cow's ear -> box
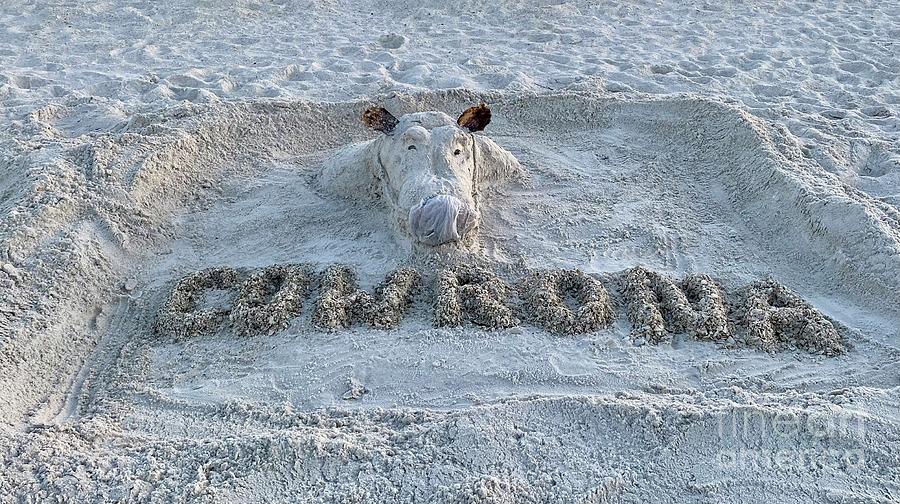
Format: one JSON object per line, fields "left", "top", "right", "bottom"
{"left": 457, "top": 103, "right": 491, "bottom": 132}
{"left": 362, "top": 106, "right": 398, "bottom": 134}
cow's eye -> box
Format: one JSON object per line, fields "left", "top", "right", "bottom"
{"left": 407, "top": 145, "right": 416, "bottom": 150}
{"left": 453, "top": 148, "right": 462, "bottom": 156}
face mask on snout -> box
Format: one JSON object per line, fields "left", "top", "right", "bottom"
{"left": 408, "top": 194, "right": 478, "bottom": 246}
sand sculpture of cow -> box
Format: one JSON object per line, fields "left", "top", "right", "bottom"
{"left": 321, "top": 104, "right": 526, "bottom": 246}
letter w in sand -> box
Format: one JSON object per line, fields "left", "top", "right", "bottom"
{"left": 313, "top": 265, "right": 421, "bottom": 330}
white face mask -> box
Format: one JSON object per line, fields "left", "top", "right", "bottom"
{"left": 408, "top": 194, "right": 479, "bottom": 246}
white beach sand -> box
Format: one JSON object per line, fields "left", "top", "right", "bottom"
{"left": 0, "top": 1, "right": 898, "bottom": 502}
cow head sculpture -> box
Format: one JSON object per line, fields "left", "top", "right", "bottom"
{"left": 321, "top": 104, "right": 526, "bottom": 247}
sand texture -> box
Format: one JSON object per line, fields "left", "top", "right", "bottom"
{"left": 1, "top": 1, "right": 899, "bottom": 502}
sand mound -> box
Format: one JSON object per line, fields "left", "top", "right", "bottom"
{"left": 1, "top": 89, "right": 898, "bottom": 501}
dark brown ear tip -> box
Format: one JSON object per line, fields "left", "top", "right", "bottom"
{"left": 362, "top": 106, "right": 399, "bottom": 133}
{"left": 457, "top": 103, "right": 491, "bottom": 132}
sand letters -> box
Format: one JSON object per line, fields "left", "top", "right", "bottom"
{"left": 157, "top": 264, "right": 843, "bottom": 355}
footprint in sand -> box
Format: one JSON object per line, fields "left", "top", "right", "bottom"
{"left": 378, "top": 33, "right": 406, "bottom": 50}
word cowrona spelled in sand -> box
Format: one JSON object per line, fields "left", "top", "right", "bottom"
{"left": 156, "top": 264, "right": 844, "bottom": 355}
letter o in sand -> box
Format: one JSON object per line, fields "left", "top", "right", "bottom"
{"left": 519, "top": 269, "right": 614, "bottom": 334}
{"left": 231, "top": 264, "right": 313, "bottom": 336}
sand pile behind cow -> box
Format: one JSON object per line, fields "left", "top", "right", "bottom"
{"left": 1, "top": 90, "right": 899, "bottom": 501}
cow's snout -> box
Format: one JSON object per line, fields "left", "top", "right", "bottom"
{"left": 408, "top": 195, "right": 477, "bottom": 246}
